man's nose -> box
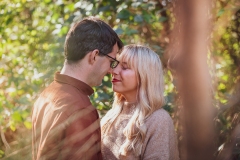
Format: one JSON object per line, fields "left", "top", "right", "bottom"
{"left": 111, "top": 65, "right": 121, "bottom": 75}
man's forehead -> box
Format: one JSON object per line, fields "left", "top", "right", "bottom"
{"left": 109, "top": 44, "right": 119, "bottom": 56}
{"left": 114, "top": 44, "right": 119, "bottom": 53}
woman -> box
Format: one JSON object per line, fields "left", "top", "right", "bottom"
{"left": 101, "top": 44, "right": 179, "bottom": 160}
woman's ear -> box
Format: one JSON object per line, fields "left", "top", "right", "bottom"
{"left": 88, "top": 49, "right": 99, "bottom": 64}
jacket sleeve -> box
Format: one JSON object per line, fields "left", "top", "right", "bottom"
{"left": 142, "top": 110, "right": 179, "bottom": 160}
{"left": 60, "top": 106, "right": 102, "bottom": 160}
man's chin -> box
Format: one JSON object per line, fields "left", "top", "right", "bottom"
{"left": 95, "top": 81, "right": 102, "bottom": 87}
{"left": 93, "top": 77, "right": 106, "bottom": 87}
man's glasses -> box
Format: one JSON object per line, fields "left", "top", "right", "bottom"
{"left": 101, "top": 53, "right": 119, "bottom": 69}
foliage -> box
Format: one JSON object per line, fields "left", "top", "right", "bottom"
{"left": 0, "top": 0, "right": 239, "bottom": 159}
{"left": 213, "top": 4, "right": 240, "bottom": 157}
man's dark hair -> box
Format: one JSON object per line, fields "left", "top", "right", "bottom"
{"left": 64, "top": 17, "right": 123, "bottom": 63}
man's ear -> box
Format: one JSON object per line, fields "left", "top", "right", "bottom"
{"left": 88, "top": 49, "right": 99, "bottom": 65}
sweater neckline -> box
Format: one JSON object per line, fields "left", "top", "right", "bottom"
{"left": 121, "top": 101, "right": 137, "bottom": 115}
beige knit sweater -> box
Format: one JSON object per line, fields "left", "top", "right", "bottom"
{"left": 101, "top": 104, "right": 179, "bottom": 160}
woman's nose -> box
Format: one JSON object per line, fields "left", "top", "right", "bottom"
{"left": 112, "top": 64, "right": 121, "bottom": 75}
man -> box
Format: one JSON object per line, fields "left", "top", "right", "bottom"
{"left": 32, "top": 17, "right": 123, "bottom": 160}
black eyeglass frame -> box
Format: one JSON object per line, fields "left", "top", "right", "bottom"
{"left": 101, "top": 53, "right": 119, "bottom": 69}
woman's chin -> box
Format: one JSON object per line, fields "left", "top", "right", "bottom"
{"left": 112, "top": 88, "right": 122, "bottom": 94}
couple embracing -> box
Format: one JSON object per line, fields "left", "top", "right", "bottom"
{"left": 32, "top": 17, "right": 179, "bottom": 160}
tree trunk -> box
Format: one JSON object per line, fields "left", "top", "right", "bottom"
{"left": 167, "top": 0, "right": 216, "bottom": 159}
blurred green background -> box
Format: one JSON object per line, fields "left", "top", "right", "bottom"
{"left": 0, "top": 0, "right": 239, "bottom": 159}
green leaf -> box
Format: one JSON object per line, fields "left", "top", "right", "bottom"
{"left": 12, "top": 112, "right": 22, "bottom": 122}
{"left": 217, "top": 9, "right": 225, "bottom": 17}
{"left": 0, "top": 150, "right": 5, "bottom": 158}
{"left": 24, "top": 121, "right": 32, "bottom": 129}
{"left": 44, "top": 0, "right": 51, "bottom": 3}
{"left": 98, "top": 6, "right": 110, "bottom": 12}
{"left": 126, "top": 28, "right": 138, "bottom": 35}
{"left": 142, "top": 11, "right": 152, "bottom": 23}
{"left": 117, "top": 9, "right": 131, "bottom": 20}
{"left": 67, "top": 3, "right": 75, "bottom": 12}
{"left": 6, "top": 16, "right": 13, "bottom": 25}
{"left": 10, "top": 122, "right": 16, "bottom": 131}
{"left": 134, "top": 15, "right": 143, "bottom": 23}
{"left": 59, "top": 26, "right": 68, "bottom": 36}
{"left": 115, "top": 28, "right": 123, "bottom": 35}
{"left": 159, "top": 17, "right": 168, "bottom": 22}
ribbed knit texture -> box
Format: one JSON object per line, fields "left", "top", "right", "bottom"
{"left": 101, "top": 103, "right": 179, "bottom": 160}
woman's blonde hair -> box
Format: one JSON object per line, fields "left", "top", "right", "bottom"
{"left": 101, "top": 44, "right": 165, "bottom": 156}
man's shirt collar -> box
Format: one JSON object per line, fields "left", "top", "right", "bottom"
{"left": 54, "top": 72, "right": 94, "bottom": 96}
